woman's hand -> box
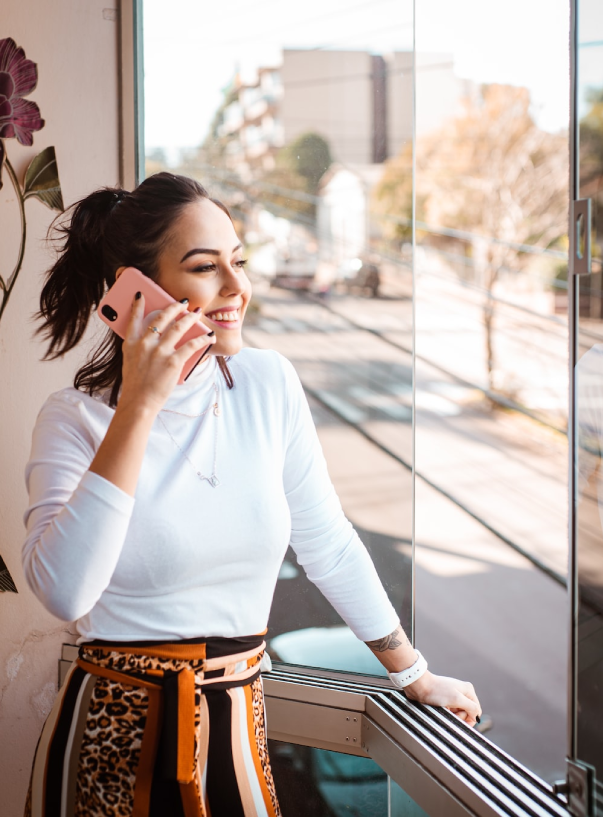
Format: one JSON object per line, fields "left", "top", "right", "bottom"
{"left": 404, "top": 671, "right": 482, "bottom": 728}
{"left": 89, "top": 294, "right": 216, "bottom": 497}
{"left": 364, "top": 624, "right": 481, "bottom": 728}
{"left": 119, "top": 294, "right": 216, "bottom": 415}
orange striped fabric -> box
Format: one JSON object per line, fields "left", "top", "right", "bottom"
{"left": 24, "top": 636, "right": 281, "bottom": 817}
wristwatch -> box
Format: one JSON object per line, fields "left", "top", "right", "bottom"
{"left": 387, "top": 650, "right": 428, "bottom": 689}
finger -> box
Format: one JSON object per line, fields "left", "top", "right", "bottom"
{"left": 461, "top": 685, "right": 482, "bottom": 723}
{"left": 172, "top": 332, "right": 217, "bottom": 366}
{"left": 449, "top": 708, "right": 470, "bottom": 722}
{"left": 461, "top": 682, "right": 480, "bottom": 707}
{"left": 159, "top": 311, "right": 212, "bottom": 347}
{"left": 125, "top": 292, "right": 145, "bottom": 341}
{"left": 145, "top": 300, "right": 191, "bottom": 335}
{"left": 453, "top": 693, "right": 481, "bottom": 726}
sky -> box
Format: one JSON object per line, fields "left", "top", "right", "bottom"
{"left": 142, "top": 0, "right": 570, "bottom": 157}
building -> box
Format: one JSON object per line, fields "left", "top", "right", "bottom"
{"left": 214, "top": 49, "right": 463, "bottom": 176}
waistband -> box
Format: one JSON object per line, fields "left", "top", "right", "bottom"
{"left": 76, "top": 635, "right": 266, "bottom": 790}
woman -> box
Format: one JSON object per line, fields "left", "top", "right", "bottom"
{"left": 22, "top": 172, "right": 481, "bottom": 817}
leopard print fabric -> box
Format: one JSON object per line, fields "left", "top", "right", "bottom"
{"left": 251, "top": 676, "right": 282, "bottom": 817}
{"left": 76, "top": 646, "right": 268, "bottom": 815}
{"left": 24, "top": 645, "right": 278, "bottom": 817}
{"left": 75, "top": 646, "right": 209, "bottom": 815}
{"left": 75, "top": 676, "right": 146, "bottom": 816}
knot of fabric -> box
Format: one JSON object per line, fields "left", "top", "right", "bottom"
{"left": 76, "top": 638, "right": 266, "bottom": 807}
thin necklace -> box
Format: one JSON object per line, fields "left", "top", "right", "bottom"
{"left": 157, "top": 383, "right": 221, "bottom": 487}
{"left": 161, "top": 400, "right": 220, "bottom": 419}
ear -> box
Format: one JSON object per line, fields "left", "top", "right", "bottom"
{"left": 115, "top": 266, "right": 127, "bottom": 280}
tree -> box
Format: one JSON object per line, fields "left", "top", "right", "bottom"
{"left": 579, "top": 88, "right": 603, "bottom": 275}
{"left": 374, "top": 84, "right": 568, "bottom": 394}
{"left": 259, "top": 132, "right": 332, "bottom": 222}
{"left": 280, "top": 132, "right": 332, "bottom": 193}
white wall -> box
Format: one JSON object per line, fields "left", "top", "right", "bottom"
{"left": 0, "top": 2, "right": 125, "bottom": 810}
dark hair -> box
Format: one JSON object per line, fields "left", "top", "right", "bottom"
{"left": 37, "top": 172, "right": 234, "bottom": 406}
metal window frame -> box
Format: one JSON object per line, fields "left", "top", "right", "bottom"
{"left": 265, "top": 664, "right": 570, "bottom": 817}
{"left": 119, "top": 0, "right": 145, "bottom": 188}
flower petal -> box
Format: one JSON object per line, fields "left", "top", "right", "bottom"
{"left": 9, "top": 97, "right": 44, "bottom": 145}
{"left": 0, "top": 39, "right": 19, "bottom": 73}
{"left": 0, "top": 123, "right": 15, "bottom": 139}
{"left": 0, "top": 38, "right": 39, "bottom": 99}
{"left": 0, "top": 97, "right": 13, "bottom": 119}
{"left": 9, "top": 57, "right": 37, "bottom": 98}
{"left": 0, "top": 71, "right": 15, "bottom": 100}
{"left": 0, "top": 139, "right": 5, "bottom": 191}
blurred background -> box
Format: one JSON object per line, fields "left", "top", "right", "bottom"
{"left": 142, "top": 0, "right": 572, "bottom": 805}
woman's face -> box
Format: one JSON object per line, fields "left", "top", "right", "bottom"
{"left": 155, "top": 198, "right": 251, "bottom": 358}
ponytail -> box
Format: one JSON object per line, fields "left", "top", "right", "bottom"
{"left": 36, "top": 173, "right": 234, "bottom": 406}
{"left": 37, "top": 188, "right": 128, "bottom": 358}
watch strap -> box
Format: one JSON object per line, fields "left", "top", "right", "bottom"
{"left": 387, "top": 650, "right": 428, "bottom": 689}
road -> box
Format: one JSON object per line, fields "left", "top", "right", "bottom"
{"left": 247, "top": 279, "right": 568, "bottom": 783}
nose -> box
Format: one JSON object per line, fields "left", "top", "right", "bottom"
{"left": 220, "top": 263, "right": 246, "bottom": 296}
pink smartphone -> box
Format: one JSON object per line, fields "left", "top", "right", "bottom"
{"left": 97, "top": 266, "right": 214, "bottom": 384}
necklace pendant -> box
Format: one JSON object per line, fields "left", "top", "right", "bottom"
{"left": 213, "top": 404, "right": 221, "bottom": 417}
{"left": 209, "top": 475, "right": 220, "bottom": 488}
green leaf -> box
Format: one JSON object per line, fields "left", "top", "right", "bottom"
{"left": 23, "top": 145, "right": 64, "bottom": 212}
{"left": 0, "top": 553, "right": 17, "bottom": 593}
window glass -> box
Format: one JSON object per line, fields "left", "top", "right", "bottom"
{"left": 575, "top": 0, "right": 603, "bottom": 806}
{"left": 414, "top": 0, "right": 569, "bottom": 784}
{"left": 268, "top": 740, "right": 428, "bottom": 817}
{"left": 268, "top": 740, "right": 429, "bottom": 817}
{"left": 142, "top": 0, "right": 572, "bottom": 782}
{"left": 142, "top": 0, "right": 414, "bottom": 675}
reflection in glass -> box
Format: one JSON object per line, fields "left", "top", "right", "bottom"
{"left": 575, "top": 1, "right": 603, "bottom": 806}
{"left": 142, "top": 0, "right": 571, "bottom": 784}
{"left": 269, "top": 742, "right": 387, "bottom": 816}
{"left": 143, "top": 0, "right": 414, "bottom": 674}
{"left": 414, "top": 0, "right": 568, "bottom": 783}
{"left": 268, "top": 740, "right": 429, "bottom": 816}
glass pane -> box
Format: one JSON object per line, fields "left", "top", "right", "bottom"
{"left": 142, "top": 0, "right": 413, "bottom": 675}
{"left": 575, "top": 0, "right": 603, "bottom": 806}
{"left": 414, "top": 0, "right": 569, "bottom": 784}
{"left": 268, "top": 740, "right": 388, "bottom": 816}
{"left": 389, "top": 778, "right": 429, "bottom": 817}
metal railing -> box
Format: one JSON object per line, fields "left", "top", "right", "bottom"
{"left": 265, "top": 664, "right": 571, "bottom": 817}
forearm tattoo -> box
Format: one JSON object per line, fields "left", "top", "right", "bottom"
{"left": 365, "top": 626, "right": 410, "bottom": 653}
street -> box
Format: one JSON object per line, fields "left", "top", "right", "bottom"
{"left": 247, "top": 279, "right": 568, "bottom": 783}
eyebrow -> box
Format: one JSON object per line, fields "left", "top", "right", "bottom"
{"left": 180, "top": 243, "right": 243, "bottom": 263}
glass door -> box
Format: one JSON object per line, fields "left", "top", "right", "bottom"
{"left": 572, "top": 0, "right": 603, "bottom": 813}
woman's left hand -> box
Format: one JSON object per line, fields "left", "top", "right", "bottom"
{"left": 404, "top": 671, "right": 482, "bottom": 727}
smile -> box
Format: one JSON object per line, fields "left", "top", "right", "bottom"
{"left": 206, "top": 308, "right": 241, "bottom": 325}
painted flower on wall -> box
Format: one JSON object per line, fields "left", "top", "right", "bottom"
{"left": 0, "top": 37, "right": 45, "bottom": 146}
{"left": 0, "top": 37, "right": 64, "bottom": 592}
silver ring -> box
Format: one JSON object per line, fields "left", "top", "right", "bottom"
{"left": 149, "top": 325, "right": 161, "bottom": 336}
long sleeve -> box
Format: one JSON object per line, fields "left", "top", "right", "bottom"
{"left": 281, "top": 358, "right": 399, "bottom": 641}
{"left": 22, "top": 392, "right": 135, "bottom": 621}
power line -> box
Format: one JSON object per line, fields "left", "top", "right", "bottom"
{"left": 310, "top": 20, "right": 413, "bottom": 51}
{"left": 214, "top": 0, "right": 402, "bottom": 48}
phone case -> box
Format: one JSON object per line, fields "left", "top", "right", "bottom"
{"left": 96, "top": 266, "right": 213, "bottom": 384}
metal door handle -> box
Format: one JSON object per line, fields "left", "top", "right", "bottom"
{"left": 572, "top": 199, "right": 591, "bottom": 275}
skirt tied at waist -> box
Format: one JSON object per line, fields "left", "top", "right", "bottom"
{"left": 77, "top": 637, "right": 266, "bottom": 786}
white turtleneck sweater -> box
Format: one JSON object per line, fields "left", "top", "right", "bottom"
{"left": 22, "top": 348, "right": 399, "bottom": 643}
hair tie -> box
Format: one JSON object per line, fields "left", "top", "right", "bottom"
{"left": 112, "top": 190, "right": 128, "bottom": 207}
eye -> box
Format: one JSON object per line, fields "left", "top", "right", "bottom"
{"left": 235, "top": 259, "right": 248, "bottom": 269}
{"left": 192, "top": 263, "right": 217, "bottom": 273}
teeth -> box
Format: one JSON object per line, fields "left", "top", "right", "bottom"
{"left": 212, "top": 310, "right": 238, "bottom": 322}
